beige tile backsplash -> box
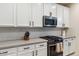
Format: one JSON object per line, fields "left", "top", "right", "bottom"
{"left": 0, "top": 27, "right": 61, "bottom": 41}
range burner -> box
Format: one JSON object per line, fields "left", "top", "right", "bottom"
{"left": 40, "top": 36, "right": 63, "bottom": 44}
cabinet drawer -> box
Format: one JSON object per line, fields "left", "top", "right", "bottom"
{"left": 5, "top": 53, "right": 17, "bottom": 56}
{"left": 18, "top": 50, "right": 34, "bottom": 56}
{"left": 18, "top": 45, "right": 34, "bottom": 52}
{"left": 36, "top": 42, "right": 47, "bottom": 48}
{"left": 0, "top": 48, "right": 17, "bottom": 55}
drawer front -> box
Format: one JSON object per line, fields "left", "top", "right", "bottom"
{"left": 36, "top": 42, "right": 47, "bottom": 48}
{"left": 5, "top": 53, "right": 17, "bottom": 56}
{"left": 0, "top": 48, "right": 17, "bottom": 55}
{"left": 18, "top": 50, "right": 34, "bottom": 56}
{"left": 18, "top": 45, "right": 34, "bottom": 52}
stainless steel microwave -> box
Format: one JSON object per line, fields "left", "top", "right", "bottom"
{"left": 43, "top": 16, "right": 57, "bottom": 27}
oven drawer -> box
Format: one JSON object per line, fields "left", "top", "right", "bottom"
{"left": 36, "top": 42, "right": 47, "bottom": 48}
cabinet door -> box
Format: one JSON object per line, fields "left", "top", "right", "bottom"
{"left": 63, "top": 39, "right": 69, "bottom": 56}
{"left": 16, "top": 3, "right": 31, "bottom": 27}
{"left": 0, "top": 3, "right": 15, "bottom": 26}
{"left": 57, "top": 4, "right": 64, "bottom": 27}
{"left": 68, "top": 38, "right": 75, "bottom": 54}
{"left": 63, "top": 38, "right": 75, "bottom": 56}
{"left": 32, "top": 3, "right": 43, "bottom": 27}
{"left": 18, "top": 50, "right": 34, "bottom": 56}
{"left": 63, "top": 7, "right": 70, "bottom": 27}
{"left": 5, "top": 53, "right": 17, "bottom": 56}
{"left": 57, "top": 4, "right": 70, "bottom": 27}
{"left": 36, "top": 47, "right": 47, "bottom": 56}
{"left": 44, "top": 3, "right": 56, "bottom": 17}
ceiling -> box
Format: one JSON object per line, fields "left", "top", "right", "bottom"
{"left": 58, "top": 3, "right": 71, "bottom": 7}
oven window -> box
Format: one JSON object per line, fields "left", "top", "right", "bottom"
{"left": 49, "top": 45, "right": 63, "bottom": 56}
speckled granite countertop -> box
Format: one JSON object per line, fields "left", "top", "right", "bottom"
{"left": 0, "top": 38, "right": 48, "bottom": 49}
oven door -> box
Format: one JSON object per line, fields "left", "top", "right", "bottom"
{"left": 43, "top": 16, "right": 57, "bottom": 27}
{"left": 48, "top": 42, "right": 63, "bottom": 56}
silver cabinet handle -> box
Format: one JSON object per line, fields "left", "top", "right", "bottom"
{"left": 24, "top": 47, "right": 30, "bottom": 50}
{"left": 36, "top": 50, "right": 38, "bottom": 56}
{"left": 40, "top": 44, "right": 44, "bottom": 47}
{"left": 0, "top": 51, "right": 8, "bottom": 54}
{"left": 32, "top": 21, "right": 34, "bottom": 27}
{"left": 29, "top": 21, "right": 31, "bottom": 26}
{"left": 32, "top": 51, "right": 34, "bottom": 56}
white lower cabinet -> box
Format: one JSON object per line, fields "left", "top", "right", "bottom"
{"left": 17, "top": 45, "right": 35, "bottom": 56}
{"left": 18, "top": 42, "right": 47, "bottom": 56}
{"left": 0, "top": 48, "right": 17, "bottom": 56}
{"left": 63, "top": 38, "right": 75, "bottom": 56}
{"left": 68, "top": 38, "right": 75, "bottom": 54}
{"left": 35, "top": 42, "right": 47, "bottom": 56}
{"left": 18, "top": 50, "right": 34, "bottom": 56}
{"left": 63, "top": 39, "right": 69, "bottom": 56}
{"left": 5, "top": 53, "right": 17, "bottom": 56}
{"left": 35, "top": 47, "right": 47, "bottom": 56}
{"left": 0, "top": 42, "right": 47, "bottom": 56}
{"left": 0, "top": 53, "right": 17, "bottom": 56}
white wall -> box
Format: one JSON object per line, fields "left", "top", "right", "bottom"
{"left": 0, "top": 27, "right": 61, "bottom": 41}
{"left": 67, "top": 3, "right": 79, "bottom": 55}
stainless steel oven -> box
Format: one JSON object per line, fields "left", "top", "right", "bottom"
{"left": 40, "top": 36, "right": 63, "bottom": 56}
{"left": 43, "top": 16, "right": 57, "bottom": 27}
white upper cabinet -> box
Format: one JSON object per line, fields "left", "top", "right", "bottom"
{"left": 0, "top": 3, "right": 70, "bottom": 27}
{"left": 31, "top": 3, "right": 43, "bottom": 27}
{"left": 44, "top": 3, "right": 57, "bottom": 17}
{"left": 57, "top": 4, "right": 70, "bottom": 27}
{"left": 16, "top": 3, "right": 31, "bottom": 27}
{"left": 63, "top": 7, "right": 70, "bottom": 27}
{"left": 0, "top": 3, "right": 15, "bottom": 26}
{"left": 57, "top": 4, "right": 64, "bottom": 27}
{"left": 16, "top": 3, "right": 43, "bottom": 27}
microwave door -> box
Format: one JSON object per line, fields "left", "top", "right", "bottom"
{"left": 43, "top": 16, "right": 57, "bottom": 27}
